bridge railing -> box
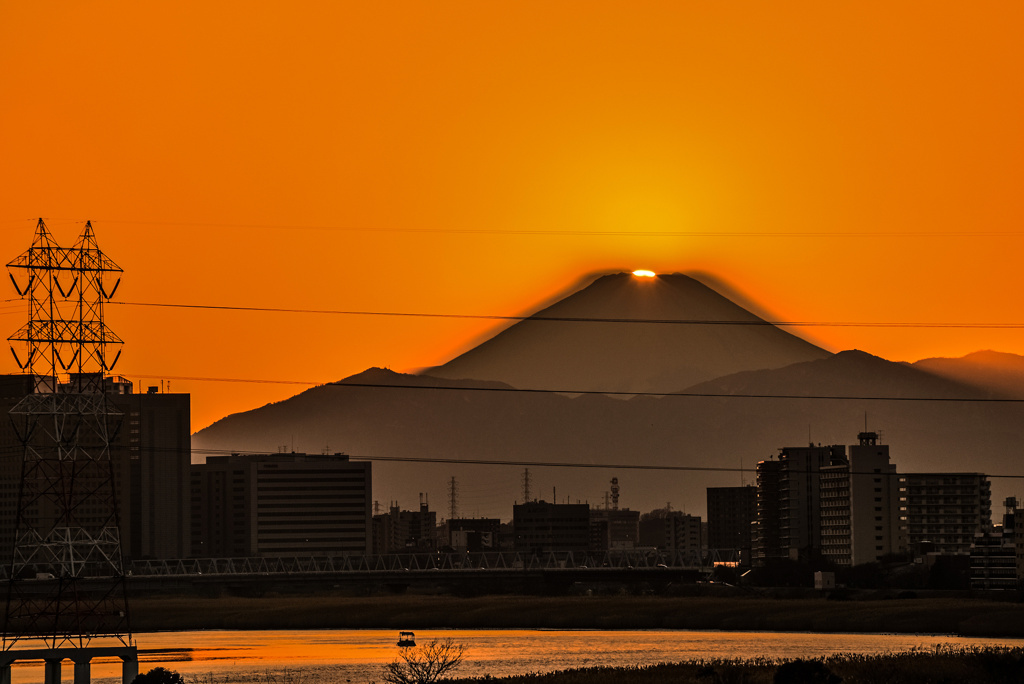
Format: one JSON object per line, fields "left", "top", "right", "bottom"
{"left": 123, "top": 549, "right": 711, "bottom": 577}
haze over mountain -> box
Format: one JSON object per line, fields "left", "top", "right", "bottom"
{"left": 911, "top": 350, "right": 1024, "bottom": 399}
{"left": 193, "top": 273, "right": 1024, "bottom": 517}
{"left": 426, "top": 273, "right": 831, "bottom": 392}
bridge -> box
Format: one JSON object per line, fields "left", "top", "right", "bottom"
{"left": 124, "top": 549, "right": 722, "bottom": 577}
{"left": 1, "top": 550, "right": 737, "bottom": 595}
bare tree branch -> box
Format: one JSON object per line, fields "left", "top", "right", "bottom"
{"left": 382, "top": 638, "right": 466, "bottom": 684}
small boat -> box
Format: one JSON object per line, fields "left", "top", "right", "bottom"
{"left": 397, "top": 631, "right": 416, "bottom": 647}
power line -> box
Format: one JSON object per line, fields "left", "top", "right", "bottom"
{"left": 326, "top": 380, "right": 1024, "bottom": 403}
{"left": 10, "top": 217, "right": 1024, "bottom": 238}
{"left": 108, "top": 373, "right": 1024, "bottom": 403}
{"left": 2, "top": 442, "right": 1020, "bottom": 479}
{"left": 102, "top": 300, "right": 1024, "bottom": 330}
{"left": 63, "top": 445, "right": 1024, "bottom": 481}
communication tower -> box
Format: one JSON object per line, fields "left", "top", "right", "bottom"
{"left": 4, "top": 219, "right": 132, "bottom": 654}
{"left": 448, "top": 476, "right": 458, "bottom": 520}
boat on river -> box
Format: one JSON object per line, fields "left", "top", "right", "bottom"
{"left": 397, "top": 631, "right": 416, "bottom": 647}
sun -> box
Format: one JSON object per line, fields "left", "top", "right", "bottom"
{"left": 632, "top": 270, "right": 656, "bottom": 278}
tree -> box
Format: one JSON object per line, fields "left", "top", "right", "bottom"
{"left": 131, "top": 667, "right": 185, "bottom": 684}
{"left": 382, "top": 638, "right": 466, "bottom": 684}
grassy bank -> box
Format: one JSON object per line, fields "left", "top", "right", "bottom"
{"left": 128, "top": 594, "right": 1024, "bottom": 637}
{"left": 442, "top": 646, "right": 1024, "bottom": 683}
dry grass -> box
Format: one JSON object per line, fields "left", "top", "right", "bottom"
{"left": 444, "top": 646, "right": 1024, "bottom": 684}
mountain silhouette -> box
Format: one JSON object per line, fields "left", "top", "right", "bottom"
{"left": 425, "top": 272, "right": 830, "bottom": 392}
{"left": 193, "top": 352, "right": 1024, "bottom": 519}
{"left": 911, "top": 350, "right": 1024, "bottom": 399}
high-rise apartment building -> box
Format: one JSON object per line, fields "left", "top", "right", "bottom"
{"left": 707, "top": 485, "right": 756, "bottom": 560}
{"left": 754, "top": 443, "right": 845, "bottom": 563}
{"left": 755, "top": 434, "right": 906, "bottom": 566}
{"left": 901, "top": 472, "right": 992, "bottom": 555}
{"left": 819, "top": 432, "right": 903, "bottom": 566}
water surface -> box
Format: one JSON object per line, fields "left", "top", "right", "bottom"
{"left": 10, "top": 629, "right": 1024, "bottom": 683}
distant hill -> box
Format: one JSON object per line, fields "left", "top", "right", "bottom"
{"left": 425, "top": 272, "right": 830, "bottom": 392}
{"left": 911, "top": 350, "right": 1024, "bottom": 399}
{"left": 193, "top": 352, "right": 1024, "bottom": 518}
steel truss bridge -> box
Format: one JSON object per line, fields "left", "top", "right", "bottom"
{"left": 122, "top": 549, "right": 735, "bottom": 577}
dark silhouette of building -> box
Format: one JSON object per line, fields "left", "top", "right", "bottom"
{"left": 447, "top": 518, "right": 501, "bottom": 552}
{"left": 754, "top": 443, "right": 845, "bottom": 564}
{"left": 513, "top": 501, "right": 589, "bottom": 554}
{"left": 371, "top": 495, "right": 437, "bottom": 554}
{"left": 589, "top": 508, "right": 640, "bottom": 551}
{"left": 970, "top": 497, "right": 1017, "bottom": 590}
{"left": 638, "top": 509, "right": 702, "bottom": 554}
{"left": 1, "top": 373, "right": 191, "bottom": 563}
{"left": 901, "top": 472, "right": 991, "bottom": 556}
{"left": 191, "top": 452, "right": 371, "bottom": 557}
{"left": 819, "top": 432, "right": 902, "bottom": 567}
{"left": 707, "top": 486, "right": 756, "bottom": 561}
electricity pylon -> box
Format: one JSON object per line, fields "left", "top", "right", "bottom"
{"left": 3, "top": 219, "right": 131, "bottom": 650}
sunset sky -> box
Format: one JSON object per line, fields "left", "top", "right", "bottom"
{"left": 2, "top": 3, "right": 1023, "bottom": 431}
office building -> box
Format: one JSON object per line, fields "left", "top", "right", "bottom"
{"left": 589, "top": 508, "right": 640, "bottom": 551}
{"left": 513, "top": 501, "right": 589, "bottom": 554}
{"left": 0, "top": 373, "right": 191, "bottom": 563}
{"left": 448, "top": 518, "right": 501, "bottom": 552}
{"left": 191, "top": 452, "right": 371, "bottom": 557}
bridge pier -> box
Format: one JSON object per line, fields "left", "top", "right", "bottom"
{"left": 0, "top": 646, "right": 138, "bottom": 684}
{"left": 121, "top": 652, "right": 139, "bottom": 684}
{"left": 72, "top": 656, "right": 91, "bottom": 684}
{"left": 44, "top": 658, "right": 61, "bottom": 684}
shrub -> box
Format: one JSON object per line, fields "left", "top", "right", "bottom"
{"left": 132, "top": 667, "right": 186, "bottom": 684}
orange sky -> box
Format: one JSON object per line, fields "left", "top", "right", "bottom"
{"left": 2, "top": 2, "right": 1024, "bottom": 432}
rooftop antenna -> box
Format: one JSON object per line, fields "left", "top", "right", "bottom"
{"left": 522, "top": 468, "right": 531, "bottom": 503}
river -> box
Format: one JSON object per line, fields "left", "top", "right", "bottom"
{"left": 9, "top": 629, "right": 1024, "bottom": 683}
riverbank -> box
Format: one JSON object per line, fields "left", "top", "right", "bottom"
{"left": 442, "top": 647, "right": 1024, "bottom": 684}
{"left": 129, "top": 594, "right": 1024, "bottom": 637}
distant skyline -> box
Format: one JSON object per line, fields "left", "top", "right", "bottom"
{"left": 3, "top": 3, "right": 1024, "bottom": 430}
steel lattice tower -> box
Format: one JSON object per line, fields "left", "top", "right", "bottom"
{"left": 3, "top": 219, "right": 131, "bottom": 650}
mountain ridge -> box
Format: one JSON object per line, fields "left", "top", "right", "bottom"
{"left": 425, "top": 272, "right": 831, "bottom": 393}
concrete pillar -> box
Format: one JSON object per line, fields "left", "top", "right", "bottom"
{"left": 121, "top": 654, "right": 139, "bottom": 684}
{"left": 73, "top": 657, "right": 91, "bottom": 684}
{"left": 44, "top": 659, "right": 62, "bottom": 684}
{"left": 0, "top": 663, "right": 10, "bottom": 684}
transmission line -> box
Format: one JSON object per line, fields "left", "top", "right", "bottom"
{"left": 100, "top": 299, "right": 1024, "bottom": 330}
{"left": 9, "top": 216, "right": 1024, "bottom": 238}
